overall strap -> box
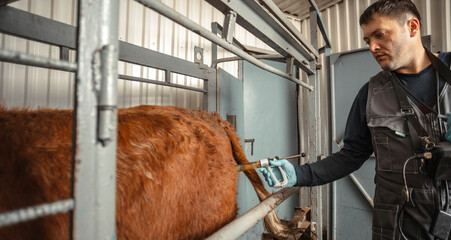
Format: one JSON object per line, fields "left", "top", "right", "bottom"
{"left": 388, "top": 72, "right": 434, "bottom": 152}
{"left": 425, "top": 48, "right": 451, "bottom": 85}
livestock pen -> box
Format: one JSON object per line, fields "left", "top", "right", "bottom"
{"left": 0, "top": 0, "right": 331, "bottom": 239}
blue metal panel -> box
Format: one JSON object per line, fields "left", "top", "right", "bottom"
{"left": 218, "top": 60, "right": 298, "bottom": 239}
{"left": 240, "top": 59, "right": 299, "bottom": 239}
{"left": 219, "top": 68, "right": 245, "bottom": 144}
{"left": 330, "top": 48, "right": 381, "bottom": 239}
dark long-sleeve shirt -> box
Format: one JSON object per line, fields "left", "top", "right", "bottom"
{"left": 294, "top": 52, "right": 451, "bottom": 186}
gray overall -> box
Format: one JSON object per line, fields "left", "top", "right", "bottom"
{"left": 367, "top": 69, "right": 451, "bottom": 239}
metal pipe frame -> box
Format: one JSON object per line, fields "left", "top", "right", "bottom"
{"left": 0, "top": 5, "right": 217, "bottom": 111}
{"left": 0, "top": 199, "right": 74, "bottom": 228}
{"left": 0, "top": 48, "right": 77, "bottom": 72}
{"left": 206, "top": 187, "right": 300, "bottom": 240}
{"left": 257, "top": 0, "right": 318, "bottom": 58}
{"left": 0, "top": 6, "right": 214, "bottom": 86}
{"left": 211, "top": 54, "right": 285, "bottom": 68}
{"left": 306, "top": 6, "right": 322, "bottom": 240}
{"left": 119, "top": 74, "right": 207, "bottom": 93}
{"left": 134, "top": 0, "right": 314, "bottom": 91}
{"left": 308, "top": 0, "right": 332, "bottom": 49}
{"left": 205, "top": 0, "right": 316, "bottom": 71}
{"left": 73, "top": 0, "right": 119, "bottom": 239}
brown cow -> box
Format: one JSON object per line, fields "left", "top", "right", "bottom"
{"left": 0, "top": 105, "right": 291, "bottom": 239}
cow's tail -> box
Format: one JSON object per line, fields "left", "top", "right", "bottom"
{"left": 218, "top": 117, "right": 292, "bottom": 238}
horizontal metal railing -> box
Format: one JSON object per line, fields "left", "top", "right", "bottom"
{"left": 206, "top": 187, "right": 300, "bottom": 240}
{"left": 119, "top": 74, "right": 207, "bottom": 93}
{"left": 0, "top": 199, "right": 75, "bottom": 228}
{"left": 0, "top": 48, "right": 77, "bottom": 72}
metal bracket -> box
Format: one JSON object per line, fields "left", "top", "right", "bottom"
{"left": 245, "top": 139, "right": 255, "bottom": 155}
{"left": 286, "top": 57, "right": 294, "bottom": 76}
{"left": 194, "top": 46, "right": 204, "bottom": 65}
{"left": 165, "top": 70, "right": 171, "bottom": 83}
{"left": 60, "top": 46, "right": 69, "bottom": 61}
{"left": 222, "top": 10, "right": 237, "bottom": 43}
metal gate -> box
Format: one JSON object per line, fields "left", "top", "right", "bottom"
{"left": 219, "top": 59, "right": 299, "bottom": 239}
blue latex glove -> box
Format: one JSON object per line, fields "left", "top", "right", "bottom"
{"left": 259, "top": 159, "right": 297, "bottom": 188}
{"left": 446, "top": 113, "right": 451, "bottom": 142}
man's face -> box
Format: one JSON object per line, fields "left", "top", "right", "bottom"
{"left": 362, "top": 15, "right": 412, "bottom": 71}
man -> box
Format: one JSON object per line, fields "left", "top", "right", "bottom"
{"left": 260, "top": 0, "right": 451, "bottom": 239}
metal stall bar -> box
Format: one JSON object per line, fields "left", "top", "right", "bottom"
{"left": 308, "top": 0, "right": 332, "bottom": 52}
{"left": 206, "top": 187, "right": 300, "bottom": 240}
{"left": 73, "top": 0, "right": 119, "bottom": 239}
{"left": 118, "top": 75, "right": 206, "bottom": 93}
{"left": 119, "top": 41, "right": 217, "bottom": 111}
{"left": 211, "top": 54, "right": 285, "bottom": 68}
{"left": 0, "top": 199, "right": 74, "bottom": 228}
{"left": 306, "top": 4, "right": 322, "bottom": 240}
{"left": 205, "top": 0, "right": 315, "bottom": 72}
{"left": 119, "top": 41, "right": 215, "bottom": 81}
{"left": 0, "top": 6, "right": 77, "bottom": 49}
{"left": 134, "top": 0, "right": 314, "bottom": 91}
{"left": 257, "top": 0, "right": 319, "bottom": 58}
{"left": 0, "top": 48, "right": 77, "bottom": 72}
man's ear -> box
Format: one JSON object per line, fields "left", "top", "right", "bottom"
{"left": 407, "top": 18, "right": 420, "bottom": 37}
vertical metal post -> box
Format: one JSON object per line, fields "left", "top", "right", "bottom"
{"left": 73, "top": 0, "right": 119, "bottom": 239}
{"left": 209, "top": 23, "right": 219, "bottom": 113}
{"left": 308, "top": 6, "right": 322, "bottom": 240}
{"left": 325, "top": 47, "right": 336, "bottom": 240}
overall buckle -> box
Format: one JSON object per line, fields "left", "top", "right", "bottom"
{"left": 400, "top": 107, "right": 414, "bottom": 115}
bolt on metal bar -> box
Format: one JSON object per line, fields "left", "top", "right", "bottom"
{"left": 0, "top": 48, "right": 77, "bottom": 72}
{"left": 134, "top": 0, "right": 313, "bottom": 91}
{"left": 119, "top": 74, "right": 207, "bottom": 93}
{"left": 205, "top": 187, "right": 299, "bottom": 240}
{"left": 0, "top": 199, "right": 74, "bottom": 228}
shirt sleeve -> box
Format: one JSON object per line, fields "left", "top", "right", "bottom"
{"left": 294, "top": 82, "right": 374, "bottom": 186}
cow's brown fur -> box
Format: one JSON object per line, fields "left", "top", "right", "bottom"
{"left": 0, "top": 105, "right": 290, "bottom": 239}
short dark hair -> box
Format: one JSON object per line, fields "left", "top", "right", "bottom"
{"left": 359, "top": 0, "right": 421, "bottom": 26}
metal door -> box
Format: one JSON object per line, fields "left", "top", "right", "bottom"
{"left": 329, "top": 48, "right": 381, "bottom": 240}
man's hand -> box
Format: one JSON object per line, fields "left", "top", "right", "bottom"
{"left": 259, "top": 159, "right": 297, "bottom": 187}
{"left": 446, "top": 113, "right": 451, "bottom": 142}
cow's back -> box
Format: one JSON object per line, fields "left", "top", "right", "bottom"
{"left": 0, "top": 105, "right": 238, "bottom": 239}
